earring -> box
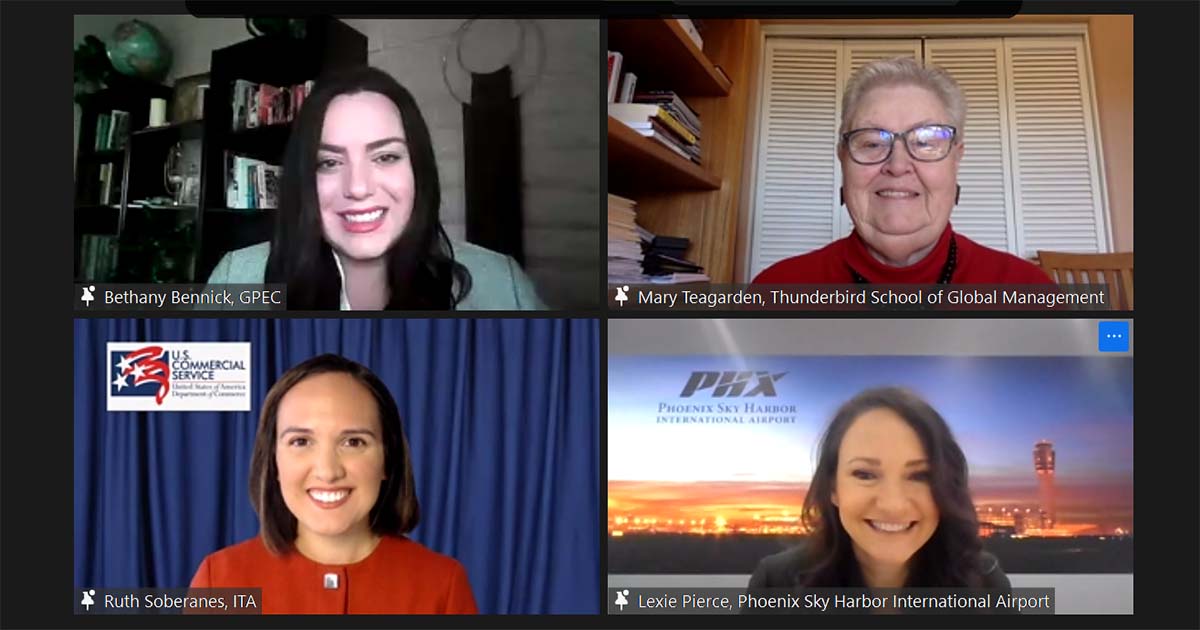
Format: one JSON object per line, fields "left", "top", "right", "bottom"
{"left": 839, "top": 187, "right": 845, "bottom": 206}
{"left": 955, "top": 184, "right": 961, "bottom": 205}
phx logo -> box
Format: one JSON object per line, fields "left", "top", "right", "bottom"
{"left": 679, "top": 371, "right": 786, "bottom": 398}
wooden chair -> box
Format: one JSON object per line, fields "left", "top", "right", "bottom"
{"left": 1037, "top": 251, "right": 1134, "bottom": 310}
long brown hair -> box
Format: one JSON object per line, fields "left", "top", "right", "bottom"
{"left": 801, "top": 387, "right": 984, "bottom": 587}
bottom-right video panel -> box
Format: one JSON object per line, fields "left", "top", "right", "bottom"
{"left": 607, "top": 319, "right": 1132, "bottom": 616}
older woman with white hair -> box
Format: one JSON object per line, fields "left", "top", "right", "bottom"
{"left": 754, "top": 57, "right": 1052, "bottom": 284}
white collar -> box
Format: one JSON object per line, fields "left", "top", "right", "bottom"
{"left": 331, "top": 252, "right": 352, "bottom": 311}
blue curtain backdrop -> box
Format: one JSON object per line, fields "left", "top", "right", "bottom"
{"left": 74, "top": 318, "right": 599, "bottom": 614}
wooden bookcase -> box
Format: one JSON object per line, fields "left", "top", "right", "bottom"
{"left": 607, "top": 18, "right": 759, "bottom": 283}
{"left": 74, "top": 82, "right": 172, "bottom": 281}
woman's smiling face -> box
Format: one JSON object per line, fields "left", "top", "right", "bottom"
{"left": 840, "top": 84, "right": 963, "bottom": 265}
{"left": 316, "top": 91, "right": 415, "bottom": 263}
{"left": 832, "top": 407, "right": 940, "bottom": 571}
{"left": 275, "top": 371, "right": 387, "bottom": 545}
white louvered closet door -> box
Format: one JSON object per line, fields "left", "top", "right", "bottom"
{"left": 1005, "top": 37, "right": 1109, "bottom": 254}
{"left": 751, "top": 40, "right": 841, "bottom": 277}
{"left": 925, "top": 39, "right": 1017, "bottom": 254}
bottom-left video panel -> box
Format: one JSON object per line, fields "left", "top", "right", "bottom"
{"left": 73, "top": 318, "right": 600, "bottom": 615}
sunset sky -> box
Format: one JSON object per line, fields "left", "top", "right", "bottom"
{"left": 607, "top": 355, "right": 1133, "bottom": 531}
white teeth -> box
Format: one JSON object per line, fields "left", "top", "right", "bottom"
{"left": 309, "top": 490, "right": 349, "bottom": 503}
{"left": 344, "top": 209, "right": 384, "bottom": 223}
{"left": 877, "top": 190, "right": 917, "bottom": 198}
{"left": 869, "top": 520, "right": 912, "bottom": 532}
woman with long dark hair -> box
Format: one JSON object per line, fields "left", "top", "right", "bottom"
{"left": 205, "top": 66, "right": 544, "bottom": 310}
{"left": 748, "top": 387, "right": 1010, "bottom": 590}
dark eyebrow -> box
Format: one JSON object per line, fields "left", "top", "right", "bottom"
{"left": 279, "top": 427, "right": 312, "bottom": 439}
{"left": 340, "top": 428, "right": 379, "bottom": 439}
{"left": 278, "top": 427, "right": 379, "bottom": 439}
{"left": 846, "top": 457, "right": 928, "bottom": 467}
{"left": 319, "top": 137, "right": 407, "bottom": 153}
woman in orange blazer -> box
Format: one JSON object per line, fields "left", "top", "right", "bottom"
{"left": 190, "top": 354, "right": 477, "bottom": 614}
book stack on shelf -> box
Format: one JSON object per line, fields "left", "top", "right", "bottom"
{"left": 609, "top": 92, "right": 702, "bottom": 165}
{"left": 79, "top": 234, "right": 119, "bottom": 282}
{"left": 94, "top": 110, "right": 131, "bottom": 151}
{"left": 608, "top": 193, "right": 711, "bottom": 285}
{"left": 640, "top": 230, "right": 710, "bottom": 285}
{"left": 225, "top": 152, "right": 282, "bottom": 210}
{"left": 608, "top": 193, "right": 648, "bottom": 284}
{"left": 231, "top": 79, "right": 315, "bottom": 130}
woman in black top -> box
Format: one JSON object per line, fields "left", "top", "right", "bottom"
{"left": 748, "top": 387, "right": 1011, "bottom": 591}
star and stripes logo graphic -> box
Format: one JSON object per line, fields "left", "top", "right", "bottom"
{"left": 110, "top": 346, "right": 171, "bottom": 404}
{"left": 106, "top": 342, "right": 251, "bottom": 411}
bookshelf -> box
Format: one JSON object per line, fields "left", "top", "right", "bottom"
{"left": 74, "top": 82, "right": 171, "bottom": 281}
{"left": 606, "top": 19, "right": 759, "bottom": 283}
{"left": 607, "top": 116, "right": 720, "bottom": 190}
{"left": 607, "top": 19, "right": 732, "bottom": 97}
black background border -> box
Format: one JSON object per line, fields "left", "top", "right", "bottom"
{"left": 3, "top": 1, "right": 1197, "bottom": 629}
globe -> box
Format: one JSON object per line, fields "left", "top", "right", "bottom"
{"left": 107, "top": 20, "right": 173, "bottom": 82}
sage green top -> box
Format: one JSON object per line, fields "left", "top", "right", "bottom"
{"left": 205, "top": 241, "right": 545, "bottom": 310}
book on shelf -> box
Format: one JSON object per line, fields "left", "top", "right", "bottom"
{"left": 94, "top": 113, "right": 110, "bottom": 151}
{"left": 80, "top": 234, "right": 119, "bottom": 282}
{"left": 225, "top": 151, "right": 281, "bottom": 209}
{"left": 607, "top": 193, "right": 651, "bottom": 284}
{"left": 232, "top": 79, "right": 314, "bottom": 131}
{"left": 255, "top": 162, "right": 282, "bottom": 209}
{"left": 638, "top": 126, "right": 701, "bottom": 164}
{"left": 675, "top": 18, "right": 704, "bottom": 50}
{"left": 649, "top": 272, "right": 710, "bottom": 285}
{"left": 609, "top": 103, "right": 698, "bottom": 146}
{"left": 111, "top": 110, "right": 129, "bottom": 149}
{"left": 643, "top": 251, "right": 704, "bottom": 274}
{"left": 98, "top": 163, "right": 117, "bottom": 205}
{"left": 606, "top": 51, "right": 624, "bottom": 104}
{"left": 94, "top": 109, "right": 132, "bottom": 151}
{"left": 617, "top": 72, "right": 638, "bottom": 104}
{"left": 632, "top": 91, "right": 701, "bottom": 134}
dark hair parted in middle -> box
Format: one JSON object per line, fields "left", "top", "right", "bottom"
{"left": 265, "top": 66, "right": 471, "bottom": 309}
{"left": 801, "top": 386, "right": 984, "bottom": 587}
{"left": 249, "top": 353, "right": 419, "bottom": 554}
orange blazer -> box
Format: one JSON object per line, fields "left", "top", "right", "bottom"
{"left": 190, "top": 535, "right": 478, "bottom": 614}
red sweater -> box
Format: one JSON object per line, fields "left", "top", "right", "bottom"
{"left": 190, "top": 535, "right": 478, "bottom": 614}
{"left": 753, "top": 225, "right": 1053, "bottom": 284}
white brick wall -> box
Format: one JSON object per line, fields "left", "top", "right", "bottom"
{"left": 74, "top": 16, "right": 601, "bottom": 308}
{"left": 350, "top": 18, "right": 601, "bottom": 309}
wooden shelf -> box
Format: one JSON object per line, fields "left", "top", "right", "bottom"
{"left": 608, "top": 19, "right": 732, "bottom": 97}
{"left": 608, "top": 116, "right": 720, "bottom": 191}
{"left": 75, "top": 205, "right": 120, "bottom": 234}
{"left": 132, "top": 119, "right": 204, "bottom": 138}
{"left": 205, "top": 206, "right": 275, "bottom": 213}
{"left": 82, "top": 149, "right": 126, "bottom": 163}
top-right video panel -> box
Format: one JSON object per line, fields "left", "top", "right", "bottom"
{"left": 606, "top": 15, "right": 1132, "bottom": 312}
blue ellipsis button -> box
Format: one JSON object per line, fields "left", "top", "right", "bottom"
{"left": 1098, "top": 321, "right": 1130, "bottom": 352}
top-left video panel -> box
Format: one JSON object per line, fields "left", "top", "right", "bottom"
{"left": 73, "top": 16, "right": 600, "bottom": 311}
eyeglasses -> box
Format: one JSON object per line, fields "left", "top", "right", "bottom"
{"left": 841, "top": 124, "right": 958, "bottom": 165}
